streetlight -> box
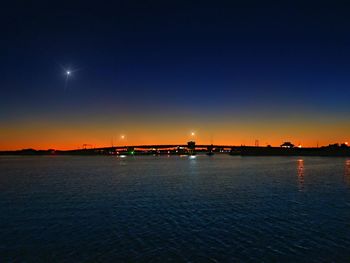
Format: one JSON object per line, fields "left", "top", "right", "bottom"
{"left": 119, "top": 135, "right": 127, "bottom": 147}
{"left": 120, "top": 135, "right": 127, "bottom": 154}
{"left": 189, "top": 132, "right": 196, "bottom": 142}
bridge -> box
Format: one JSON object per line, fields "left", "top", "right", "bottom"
{"left": 94, "top": 144, "right": 236, "bottom": 150}
{"left": 69, "top": 142, "right": 238, "bottom": 155}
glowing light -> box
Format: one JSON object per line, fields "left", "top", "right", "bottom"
{"left": 121, "top": 135, "right": 125, "bottom": 139}
{"left": 345, "top": 142, "right": 348, "bottom": 145}
{"left": 189, "top": 155, "right": 197, "bottom": 159}
{"left": 298, "top": 145, "right": 302, "bottom": 148}
{"left": 191, "top": 132, "right": 195, "bottom": 136}
{"left": 63, "top": 68, "right": 73, "bottom": 91}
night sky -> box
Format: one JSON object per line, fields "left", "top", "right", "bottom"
{"left": 1, "top": 1, "right": 350, "bottom": 150}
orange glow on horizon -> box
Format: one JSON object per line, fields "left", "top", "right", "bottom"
{"left": 0, "top": 139, "right": 345, "bottom": 151}
{"left": 1, "top": 116, "right": 349, "bottom": 151}
{"left": 1, "top": 130, "right": 349, "bottom": 151}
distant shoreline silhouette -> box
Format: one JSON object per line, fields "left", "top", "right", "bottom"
{"left": 1, "top": 142, "right": 350, "bottom": 157}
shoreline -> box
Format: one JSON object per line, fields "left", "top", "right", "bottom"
{"left": 1, "top": 145, "right": 350, "bottom": 157}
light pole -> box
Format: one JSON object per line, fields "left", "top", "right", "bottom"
{"left": 188, "top": 132, "right": 196, "bottom": 155}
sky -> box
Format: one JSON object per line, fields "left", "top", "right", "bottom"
{"left": 1, "top": 0, "right": 350, "bottom": 150}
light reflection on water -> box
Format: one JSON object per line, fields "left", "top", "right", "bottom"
{"left": 0, "top": 155, "right": 349, "bottom": 262}
{"left": 297, "top": 159, "right": 304, "bottom": 191}
{"left": 344, "top": 159, "right": 350, "bottom": 186}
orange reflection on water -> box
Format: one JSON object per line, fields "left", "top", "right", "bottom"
{"left": 344, "top": 159, "right": 350, "bottom": 186}
{"left": 297, "top": 159, "right": 304, "bottom": 191}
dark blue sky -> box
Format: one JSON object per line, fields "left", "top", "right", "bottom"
{"left": 1, "top": 0, "right": 350, "bottom": 149}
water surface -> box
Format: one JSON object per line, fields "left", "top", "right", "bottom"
{"left": 0, "top": 155, "right": 349, "bottom": 262}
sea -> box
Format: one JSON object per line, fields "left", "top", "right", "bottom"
{"left": 0, "top": 155, "right": 349, "bottom": 262}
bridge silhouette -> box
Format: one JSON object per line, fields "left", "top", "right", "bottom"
{"left": 73, "top": 143, "right": 237, "bottom": 155}
{"left": 93, "top": 144, "right": 236, "bottom": 150}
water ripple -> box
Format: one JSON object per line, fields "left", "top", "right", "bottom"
{"left": 0, "top": 155, "right": 350, "bottom": 262}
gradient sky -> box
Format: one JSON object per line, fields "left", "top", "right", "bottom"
{"left": 1, "top": 1, "right": 350, "bottom": 150}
